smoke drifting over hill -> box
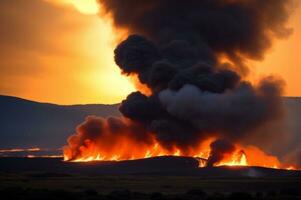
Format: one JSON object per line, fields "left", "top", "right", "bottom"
{"left": 64, "top": 0, "right": 296, "bottom": 167}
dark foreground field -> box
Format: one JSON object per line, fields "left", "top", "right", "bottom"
{"left": 1, "top": 157, "right": 301, "bottom": 200}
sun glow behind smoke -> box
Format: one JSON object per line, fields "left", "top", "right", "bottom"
{"left": 47, "top": 0, "right": 99, "bottom": 15}
{"left": 67, "top": 0, "right": 99, "bottom": 14}
{"left": 1, "top": 0, "right": 300, "bottom": 105}
{"left": 63, "top": 0, "right": 135, "bottom": 103}
{"left": 40, "top": 0, "right": 135, "bottom": 104}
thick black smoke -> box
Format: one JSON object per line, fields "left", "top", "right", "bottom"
{"left": 207, "top": 139, "right": 236, "bottom": 167}
{"left": 101, "top": 0, "right": 292, "bottom": 74}
{"left": 64, "top": 0, "right": 293, "bottom": 161}
{"left": 105, "top": 0, "right": 290, "bottom": 148}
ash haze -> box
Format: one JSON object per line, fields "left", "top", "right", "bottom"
{"left": 0, "top": 0, "right": 300, "bottom": 105}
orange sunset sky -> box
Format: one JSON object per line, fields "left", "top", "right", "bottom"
{"left": 0, "top": 0, "right": 300, "bottom": 105}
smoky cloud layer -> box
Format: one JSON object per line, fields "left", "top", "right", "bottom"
{"left": 101, "top": 0, "right": 292, "bottom": 74}
{"left": 64, "top": 0, "right": 293, "bottom": 163}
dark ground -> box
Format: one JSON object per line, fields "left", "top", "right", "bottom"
{"left": 0, "top": 157, "right": 301, "bottom": 199}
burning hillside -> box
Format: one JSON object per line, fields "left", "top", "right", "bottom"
{"left": 63, "top": 0, "right": 299, "bottom": 170}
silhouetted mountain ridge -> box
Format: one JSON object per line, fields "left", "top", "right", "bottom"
{"left": 0, "top": 95, "right": 120, "bottom": 148}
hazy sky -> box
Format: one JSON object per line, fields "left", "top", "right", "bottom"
{"left": 0, "top": 0, "right": 300, "bottom": 104}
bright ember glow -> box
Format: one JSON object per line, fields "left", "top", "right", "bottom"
{"left": 26, "top": 155, "right": 62, "bottom": 158}
{"left": 0, "top": 147, "right": 63, "bottom": 158}
{"left": 216, "top": 150, "right": 248, "bottom": 167}
{"left": 0, "top": 148, "right": 41, "bottom": 153}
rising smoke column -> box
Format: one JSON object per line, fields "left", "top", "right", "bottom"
{"left": 64, "top": 0, "right": 293, "bottom": 162}
{"left": 206, "top": 139, "right": 236, "bottom": 167}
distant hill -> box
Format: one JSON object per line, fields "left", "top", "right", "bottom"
{"left": 0, "top": 95, "right": 120, "bottom": 149}
{"left": 0, "top": 156, "right": 300, "bottom": 177}
{"left": 0, "top": 95, "right": 300, "bottom": 158}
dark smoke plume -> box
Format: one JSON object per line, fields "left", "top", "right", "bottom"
{"left": 101, "top": 0, "right": 292, "bottom": 74}
{"left": 64, "top": 0, "right": 293, "bottom": 161}
{"left": 207, "top": 139, "right": 236, "bottom": 167}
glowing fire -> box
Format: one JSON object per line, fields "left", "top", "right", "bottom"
{"left": 26, "top": 155, "right": 62, "bottom": 158}
{"left": 0, "top": 148, "right": 41, "bottom": 153}
{"left": 0, "top": 147, "right": 63, "bottom": 159}
{"left": 216, "top": 150, "right": 248, "bottom": 167}
{"left": 63, "top": 137, "right": 298, "bottom": 170}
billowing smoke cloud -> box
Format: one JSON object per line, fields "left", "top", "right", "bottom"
{"left": 101, "top": 0, "right": 292, "bottom": 74}
{"left": 207, "top": 139, "right": 236, "bottom": 167}
{"left": 64, "top": 0, "right": 293, "bottom": 162}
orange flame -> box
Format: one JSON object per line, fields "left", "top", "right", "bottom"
{"left": 216, "top": 150, "right": 248, "bottom": 167}
{"left": 63, "top": 136, "right": 298, "bottom": 170}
